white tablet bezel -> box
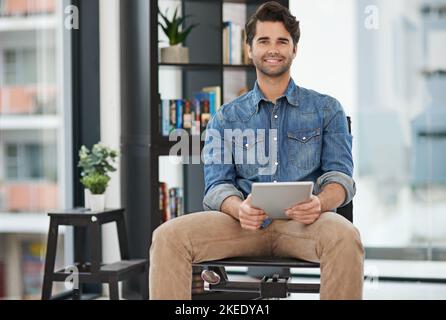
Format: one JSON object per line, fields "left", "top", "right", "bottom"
{"left": 251, "top": 182, "right": 314, "bottom": 220}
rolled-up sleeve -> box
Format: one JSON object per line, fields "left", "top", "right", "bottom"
{"left": 317, "top": 98, "right": 356, "bottom": 207}
{"left": 315, "top": 171, "right": 356, "bottom": 207}
{"left": 202, "top": 111, "right": 244, "bottom": 211}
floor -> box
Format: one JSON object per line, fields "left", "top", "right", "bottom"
{"left": 227, "top": 274, "right": 446, "bottom": 300}
{"left": 222, "top": 259, "right": 446, "bottom": 300}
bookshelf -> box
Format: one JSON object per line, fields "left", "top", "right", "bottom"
{"left": 152, "top": 0, "right": 289, "bottom": 220}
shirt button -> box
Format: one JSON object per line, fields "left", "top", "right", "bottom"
{"left": 275, "top": 162, "right": 279, "bottom": 166}
{"left": 274, "top": 115, "right": 278, "bottom": 119}
{"left": 273, "top": 180, "right": 278, "bottom": 183}
{"left": 302, "top": 137, "right": 306, "bottom": 141}
{"left": 273, "top": 137, "right": 277, "bottom": 141}
{"left": 245, "top": 143, "right": 249, "bottom": 148}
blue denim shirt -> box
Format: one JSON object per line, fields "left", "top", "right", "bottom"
{"left": 202, "top": 78, "right": 356, "bottom": 215}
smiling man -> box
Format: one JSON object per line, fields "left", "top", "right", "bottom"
{"left": 149, "top": 1, "right": 364, "bottom": 300}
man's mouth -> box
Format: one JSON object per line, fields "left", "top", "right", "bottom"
{"left": 264, "top": 58, "right": 283, "bottom": 64}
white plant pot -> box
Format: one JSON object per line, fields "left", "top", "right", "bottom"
{"left": 84, "top": 188, "right": 92, "bottom": 209}
{"left": 160, "top": 44, "right": 189, "bottom": 64}
{"left": 90, "top": 194, "right": 105, "bottom": 212}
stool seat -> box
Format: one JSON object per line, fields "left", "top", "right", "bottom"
{"left": 101, "top": 259, "right": 147, "bottom": 275}
{"left": 195, "top": 256, "right": 320, "bottom": 268}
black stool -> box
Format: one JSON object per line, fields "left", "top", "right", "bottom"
{"left": 41, "top": 208, "right": 148, "bottom": 300}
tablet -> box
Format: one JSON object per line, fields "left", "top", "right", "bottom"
{"left": 251, "top": 182, "right": 314, "bottom": 219}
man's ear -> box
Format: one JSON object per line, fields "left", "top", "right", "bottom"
{"left": 248, "top": 45, "right": 253, "bottom": 59}
{"left": 292, "top": 45, "right": 298, "bottom": 59}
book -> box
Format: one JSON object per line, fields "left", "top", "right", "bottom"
{"left": 223, "top": 21, "right": 231, "bottom": 64}
{"left": 169, "top": 100, "right": 177, "bottom": 133}
{"left": 176, "top": 100, "right": 184, "bottom": 129}
{"left": 161, "top": 99, "right": 171, "bottom": 136}
{"left": 231, "top": 23, "right": 242, "bottom": 65}
{"left": 223, "top": 21, "right": 244, "bottom": 65}
{"left": 168, "top": 187, "right": 184, "bottom": 219}
{"left": 183, "top": 100, "right": 193, "bottom": 133}
{"left": 159, "top": 182, "right": 169, "bottom": 223}
{"left": 201, "top": 100, "right": 211, "bottom": 130}
{"left": 202, "top": 86, "right": 222, "bottom": 114}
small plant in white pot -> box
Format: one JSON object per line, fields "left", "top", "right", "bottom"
{"left": 81, "top": 173, "right": 110, "bottom": 212}
{"left": 78, "top": 143, "right": 118, "bottom": 210}
{"left": 158, "top": 7, "right": 198, "bottom": 64}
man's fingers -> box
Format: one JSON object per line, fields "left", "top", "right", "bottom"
{"left": 291, "top": 201, "right": 315, "bottom": 211}
{"left": 286, "top": 209, "right": 315, "bottom": 217}
{"left": 240, "top": 214, "right": 267, "bottom": 225}
{"left": 240, "top": 219, "right": 262, "bottom": 229}
{"left": 242, "top": 205, "right": 265, "bottom": 216}
{"left": 242, "top": 224, "right": 260, "bottom": 231}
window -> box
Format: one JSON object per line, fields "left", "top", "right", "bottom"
{"left": 5, "top": 143, "right": 56, "bottom": 181}
{"left": 3, "top": 49, "right": 42, "bottom": 85}
{"left": 0, "top": 0, "right": 71, "bottom": 299}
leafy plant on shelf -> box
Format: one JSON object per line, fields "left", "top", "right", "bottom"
{"left": 158, "top": 6, "right": 199, "bottom": 46}
{"left": 78, "top": 143, "right": 119, "bottom": 194}
{"left": 81, "top": 172, "right": 110, "bottom": 195}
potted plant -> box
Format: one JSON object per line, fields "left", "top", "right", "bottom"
{"left": 78, "top": 143, "right": 118, "bottom": 210}
{"left": 80, "top": 173, "right": 110, "bottom": 212}
{"left": 158, "top": 6, "right": 198, "bottom": 64}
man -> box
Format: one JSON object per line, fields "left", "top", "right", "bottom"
{"left": 150, "top": 1, "right": 364, "bottom": 300}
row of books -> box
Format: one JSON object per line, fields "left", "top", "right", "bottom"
{"left": 160, "top": 86, "right": 221, "bottom": 136}
{"left": 159, "top": 182, "right": 184, "bottom": 223}
{"left": 223, "top": 21, "right": 251, "bottom": 65}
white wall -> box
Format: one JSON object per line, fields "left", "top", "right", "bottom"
{"left": 99, "top": 0, "right": 121, "bottom": 270}
{"left": 289, "top": 0, "right": 357, "bottom": 116}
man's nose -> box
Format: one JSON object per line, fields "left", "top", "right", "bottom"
{"left": 267, "top": 45, "right": 279, "bottom": 55}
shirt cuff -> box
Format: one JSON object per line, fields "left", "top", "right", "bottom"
{"left": 315, "top": 171, "right": 356, "bottom": 207}
{"left": 203, "top": 183, "right": 245, "bottom": 211}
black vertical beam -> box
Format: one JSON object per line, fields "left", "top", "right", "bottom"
{"left": 71, "top": 0, "right": 101, "bottom": 296}
{"left": 72, "top": 0, "right": 101, "bottom": 205}
{"left": 120, "top": 0, "right": 159, "bottom": 298}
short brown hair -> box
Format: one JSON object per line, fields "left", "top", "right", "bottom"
{"left": 245, "top": 1, "right": 300, "bottom": 47}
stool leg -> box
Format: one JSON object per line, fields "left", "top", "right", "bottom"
{"left": 109, "top": 280, "right": 119, "bottom": 300}
{"left": 42, "top": 219, "right": 59, "bottom": 300}
{"left": 73, "top": 283, "right": 82, "bottom": 300}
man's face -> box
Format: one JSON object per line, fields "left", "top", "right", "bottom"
{"left": 248, "top": 21, "right": 297, "bottom": 78}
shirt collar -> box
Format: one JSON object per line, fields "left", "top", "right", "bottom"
{"left": 252, "top": 78, "right": 300, "bottom": 113}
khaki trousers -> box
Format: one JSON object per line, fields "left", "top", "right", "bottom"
{"left": 149, "top": 211, "right": 364, "bottom": 300}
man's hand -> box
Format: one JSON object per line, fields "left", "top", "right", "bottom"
{"left": 285, "top": 195, "right": 322, "bottom": 225}
{"left": 238, "top": 194, "right": 268, "bottom": 231}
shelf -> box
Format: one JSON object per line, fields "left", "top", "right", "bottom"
{"left": 0, "top": 212, "right": 65, "bottom": 234}
{"left": 159, "top": 62, "right": 255, "bottom": 70}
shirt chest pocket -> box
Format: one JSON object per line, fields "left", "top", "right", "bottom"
{"left": 287, "top": 128, "right": 322, "bottom": 170}
{"left": 233, "top": 137, "right": 266, "bottom": 178}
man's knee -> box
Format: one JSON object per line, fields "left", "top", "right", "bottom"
{"left": 318, "top": 212, "right": 364, "bottom": 255}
